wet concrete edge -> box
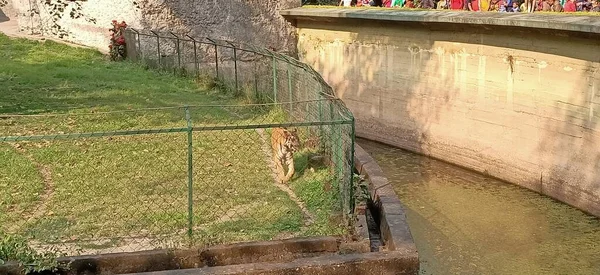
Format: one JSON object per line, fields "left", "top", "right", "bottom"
{"left": 353, "top": 143, "right": 420, "bottom": 260}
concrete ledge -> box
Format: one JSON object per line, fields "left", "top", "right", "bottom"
{"left": 280, "top": 8, "right": 600, "bottom": 35}
{"left": 0, "top": 237, "right": 341, "bottom": 275}
{"left": 124, "top": 251, "right": 418, "bottom": 275}
{"left": 353, "top": 144, "right": 419, "bottom": 259}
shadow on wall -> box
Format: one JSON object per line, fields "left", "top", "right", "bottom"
{"left": 299, "top": 18, "right": 600, "bottom": 216}
{"left": 0, "top": 9, "right": 9, "bottom": 22}
{"left": 135, "top": 0, "right": 301, "bottom": 57}
{"left": 297, "top": 15, "right": 600, "bottom": 273}
{"left": 537, "top": 58, "right": 600, "bottom": 217}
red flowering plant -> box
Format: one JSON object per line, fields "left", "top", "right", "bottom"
{"left": 109, "top": 20, "right": 128, "bottom": 61}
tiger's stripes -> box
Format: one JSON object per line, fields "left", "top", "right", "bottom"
{"left": 270, "top": 127, "right": 300, "bottom": 184}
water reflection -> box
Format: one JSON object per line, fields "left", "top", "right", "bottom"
{"left": 358, "top": 138, "right": 600, "bottom": 275}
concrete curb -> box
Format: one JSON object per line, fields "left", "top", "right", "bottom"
{"left": 353, "top": 144, "right": 419, "bottom": 256}
{"left": 123, "top": 251, "right": 418, "bottom": 275}
{"left": 0, "top": 237, "right": 341, "bottom": 275}
{"left": 280, "top": 8, "right": 600, "bottom": 35}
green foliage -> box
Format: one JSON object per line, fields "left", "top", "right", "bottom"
{"left": 0, "top": 231, "right": 62, "bottom": 274}
{"left": 353, "top": 173, "right": 370, "bottom": 203}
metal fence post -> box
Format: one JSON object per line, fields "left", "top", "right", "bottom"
{"left": 254, "top": 69, "right": 259, "bottom": 103}
{"left": 329, "top": 100, "right": 344, "bottom": 216}
{"left": 208, "top": 39, "right": 219, "bottom": 79}
{"left": 170, "top": 32, "right": 181, "bottom": 73}
{"left": 349, "top": 115, "right": 356, "bottom": 219}
{"left": 272, "top": 55, "right": 278, "bottom": 103}
{"left": 225, "top": 41, "right": 239, "bottom": 94}
{"left": 304, "top": 73, "right": 311, "bottom": 122}
{"left": 150, "top": 30, "right": 161, "bottom": 67}
{"left": 186, "top": 35, "right": 199, "bottom": 77}
{"left": 287, "top": 63, "right": 293, "bottom": 112}
{"left": 318, "top": 85, "right": 324, "bottom": 144}
{"left": 234, "top": 47, "right": 238, "bottom": 94}
{"left": 215, "top": 44, "right": 219, "bottom": 79}
{"left": 185, "top": 106, "right": 194, "bottom": 241}
{"left": 135, "top": 31, "right": 141, "bottom": 60}
{"left": 129, "top": 28, "right": 141, "bottom": 61}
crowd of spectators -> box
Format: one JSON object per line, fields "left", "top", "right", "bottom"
{"left": 343, "top": 0, "right": 600, "bottom": 12}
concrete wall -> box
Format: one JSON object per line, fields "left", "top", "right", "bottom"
{"left": 7, "top": 0, "right": 301, "bottom": 54}
{"left": 282, "top": 9, "right": 600, "bottom": 217}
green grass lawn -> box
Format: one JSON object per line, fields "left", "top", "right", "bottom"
{"left": 0, "top": 33, "right": 346, "bottom": 256}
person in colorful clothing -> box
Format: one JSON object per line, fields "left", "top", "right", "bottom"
{"left": 564, "top": 0, "right": 576, "bottom": 11}
{"left": 509, "top": 1, "right": 521, "bottom": 10}
{"left": 489, "top": 0, "right": 502, "bottom": 10}
{"left": 391, "top": 0, "right": 404, "bottom": 7}
{"left": 592, "top": 0, "right": 600, "bottom": 11}
{"left": 421, "top": 0, "right": 436, "bottom": 8}
{"left": 450, "top": 0, "right": 465, "bottom": 9}
{"left": 520, "top": 0, "right": 527, "bottom": 10}
{"left": 467, "top": 0, "right": 480, "bottom": 10}
{"left": 356, "top": 0, "right": 373, "bottom": 6}
{"left": 480, "top": 0, "right": 492, "bottom": 10}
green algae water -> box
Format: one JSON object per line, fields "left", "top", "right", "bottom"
{"left": 358, "top": 138, "right": 600, "bottom": 275}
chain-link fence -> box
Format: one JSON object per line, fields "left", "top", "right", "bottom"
{"left": 0, "top": 30, "right": 355, "bottom": 257}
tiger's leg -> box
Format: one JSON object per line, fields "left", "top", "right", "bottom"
{"left": 283, "top": 154, "right": 295, "bottom": 183}
{"left": 273, "top": 155, "right": 285, "bottom": 183}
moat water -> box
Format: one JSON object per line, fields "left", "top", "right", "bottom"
{"left": 358, "top": 138, "right": 600, "bottom": 275}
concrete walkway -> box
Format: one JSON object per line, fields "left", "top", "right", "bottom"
{"left": 0, "top": 18, "right": 104, "bottom": 52}
{"left": 0, "top": 19, "right": 22, "bottom": 37}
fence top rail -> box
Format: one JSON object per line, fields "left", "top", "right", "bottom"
{"left": 0, "top": 120, "right": 353, "bottom": 142}
{"left": 0, "top": 99, "right": 341, "bottom": 118}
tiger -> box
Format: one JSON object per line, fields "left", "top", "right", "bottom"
{"left": 271, "top": 127, "right": 301, "bottom": 184}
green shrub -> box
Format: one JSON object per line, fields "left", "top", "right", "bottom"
{"left": 0, "top": 232, "right": 62, "bottom": 274}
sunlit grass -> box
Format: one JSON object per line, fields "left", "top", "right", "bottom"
{"left": 0, "top": 34, "right": 345, "bottom": 255}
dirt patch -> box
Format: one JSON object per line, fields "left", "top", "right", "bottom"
{"left": 30, "top": 236, "right": 179, "bottom": 257}
{"left": 8, "top": 142, "right": 55, "bottom": 230}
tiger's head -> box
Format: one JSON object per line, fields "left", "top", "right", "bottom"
{"left": 283, "top": 128, "right": 300, "bottom": 152}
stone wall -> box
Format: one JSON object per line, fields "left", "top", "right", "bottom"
{"left": 283, "top": 9, "right": 600, "bottom": 217}
{"left": 7, "top": 0, "right": 301, "bottom": 55}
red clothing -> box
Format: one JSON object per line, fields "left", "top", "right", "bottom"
{"left": 469, "top": 0, "right": 480, "bottom": 10}
{"left": 564, "top": 1, "right": 576, "bottom": 11}
{"left": 451, "top": 0, "right": 465, "bottom": 9}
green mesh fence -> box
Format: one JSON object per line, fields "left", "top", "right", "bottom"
{"left": 0, "top": 29, "right": 355, "bottom": 257}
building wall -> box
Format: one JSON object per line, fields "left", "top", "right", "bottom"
{"left": 7, "top": 0, "right": 300, "bottom": 55}
{"left": 292, "top": 15, "right": 600, "bottom": 217}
